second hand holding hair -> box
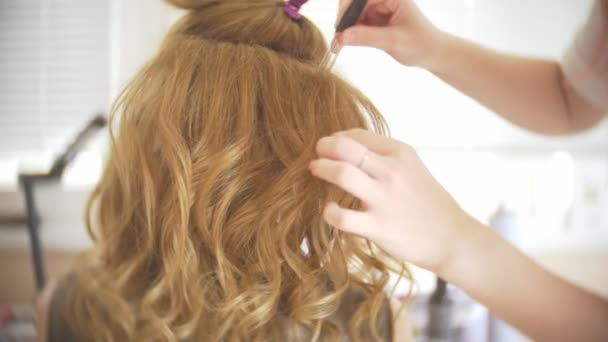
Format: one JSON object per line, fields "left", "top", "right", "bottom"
{"left": 333, "top": 0, "right": 444, "bottom": 69}
{"left": 308, "top": 129, "right": 468, "bottom": 273}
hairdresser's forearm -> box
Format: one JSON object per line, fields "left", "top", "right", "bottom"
{"left": 437, "top": 215, "right": 608, "bottom": 342}
{"left": 427, "top": 33, "right": 603, "bottom": 135}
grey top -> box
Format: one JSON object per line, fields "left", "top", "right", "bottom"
{"left": 48, "top": 275, "right": 79, "bottom": 342}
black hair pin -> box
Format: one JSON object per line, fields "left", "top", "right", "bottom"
{"left": 320, "top": 0, "right": 368, "bottom": 70}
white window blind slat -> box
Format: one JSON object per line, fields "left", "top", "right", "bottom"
{"left": 0, "top": 0, "right": 110, "bottom": 156}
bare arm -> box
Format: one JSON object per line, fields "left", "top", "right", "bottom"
{"left": 442, "top": 214, "right": 608, "bottom": 342}
{"left": 431, "top": 33, "right": 605, "bottom": 135}
{"left": 338, "top": 0, "right": 606, "bottom": 135}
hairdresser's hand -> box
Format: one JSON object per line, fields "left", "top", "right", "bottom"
{"left": 309, "top": 129, "right": 474, "bottom": 273}
{"left": 336, "top": 0, "right": 445, "bottom": 68}
{"left": 311, "top": 133, "right": 608, "bottom": 342}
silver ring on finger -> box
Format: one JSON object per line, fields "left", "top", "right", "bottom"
{"left": 358, "top": 151, "right": 370, "bottom": 171}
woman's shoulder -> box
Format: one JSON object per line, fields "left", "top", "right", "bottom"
{"left": 334, "top": 284, "right": 394, "bottom": 341}
{"left": 37, "top": 274, "right": 79, "bottom": 342}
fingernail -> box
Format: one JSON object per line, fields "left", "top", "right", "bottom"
{"left": 308, "top": 160, "right": 317, "bottom": 172}
{"left": 335, "top": 33, "right": 343, "bottom": 44}
{"left": 316, "top": 137, "right": 328, "bottom": 151}
{"left": 323, "top": 202, "right": 338, "bottom": 222}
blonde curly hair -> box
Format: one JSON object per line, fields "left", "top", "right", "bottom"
{"left": 64, "top": 0, "right": 409, "bottom": 340}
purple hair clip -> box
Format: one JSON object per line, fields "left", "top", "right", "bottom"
{"left": 283, "top": 0, "right": 308, "bottom": 21}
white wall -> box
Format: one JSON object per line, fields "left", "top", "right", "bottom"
{"left": 108, "top": 0, "right": 177, "bottom": 99}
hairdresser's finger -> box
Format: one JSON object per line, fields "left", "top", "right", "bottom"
{"left": 323, "top": 202, "right": 375, "bottom": 237}
{"left": 315, "top": 135, "right": 386, "bottom": 179}
{"left": 341, "top": 25, "right": 400, "bottom": 53}
{"left": 334, "top": 129, "right": 404, "bottom": 156}
{"left": 309, "top": 159, "right": 379, "bottom": 203}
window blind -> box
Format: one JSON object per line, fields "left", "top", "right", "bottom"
{"left": 0, "top": 0, "right": 110, "bottom": 156}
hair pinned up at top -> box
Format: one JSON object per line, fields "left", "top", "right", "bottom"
{"left": 55, "top": 0, "right": 411, "bottom": 341}
{"left": 284, "top": 0, "right": 308, "bottom": 21}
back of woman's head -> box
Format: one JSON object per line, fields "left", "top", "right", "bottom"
{"left": 66, "top": 0, "right": 406, "bottom": 341}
